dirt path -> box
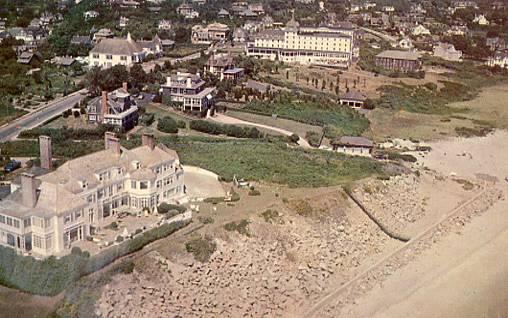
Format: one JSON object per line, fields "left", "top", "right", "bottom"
{"left": 210, "top": 113, "right": 312, "bottom": 148}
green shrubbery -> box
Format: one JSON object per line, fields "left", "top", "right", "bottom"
{"left": 243, "top": 96, "right": 369, "bottom": 138}
{"left": 18, "top": 125, "right": 117, "bottom": 142}
{"left": 158, "top": 137, "right": 387, "bottom": 188}
{"left": 185, "top": 236, "right": 217, "bottom": 262}
{"left": 157, "top": 116, "right": 180, "bottom": 134}
{"left": 0, "top": 220, "right": 189, "bottom": 296}
{"left": 305, "top": 131, "right": 321, "bottom": 147}
{"left": 224, "top": 219, "right": 250, "bottom": 236}
{"left": 189, "top": 120, "right": 264, "bottom": 139}
{"left": 157, "top": 202, "right": 186, "bottom": 218}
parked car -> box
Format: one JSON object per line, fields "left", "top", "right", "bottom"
{"left": 4, "top": 160, "right": 21, "bottom": 173}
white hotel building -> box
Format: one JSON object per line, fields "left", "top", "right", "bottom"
{"left": 246, "top": 19, "right": 358, "bottom": 68}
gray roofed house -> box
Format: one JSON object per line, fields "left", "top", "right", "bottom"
{"left": 71, "top": 35, "right": 92, "bottom": 46}
{"left": 0, "top": 133, "right": 185, "bottom": 257}
{"left": 331, "top": 136, "right": 374, "bottom": 156}
{"left": 218, "top": 9, "right": 230, "bottom": 18}
{"left": 91, "top": 37, "right": 143, "bottom": 55}
{"left": 339, "top": 91, "right": 367, "bottom": 108}
{"left": 89, "top": 33, "right": 145, "bottom": 68}
{"left": 52, "top": 56, "right": 77, "bottom": 67}
{"left": 375, "top": 50, "right": 422, "bottom": 72}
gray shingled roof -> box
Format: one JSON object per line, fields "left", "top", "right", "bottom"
{"left": 90, "top": 38, "right": 143, "bottom": 55}
{"left": 332, "top": 136, "right": 374, "bottom": 148}
{"left": 376, "top": 50, "right": 421, "bottom": 61}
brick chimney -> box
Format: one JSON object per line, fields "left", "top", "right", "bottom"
{"left": 142, "top": 133, "right": 155, "bottom": 150}
{"left": 104, "top": 132, "right": 121, "bottom": 155}
{"left": 101, "top": 91, "right": 108, "bottom": 122}
{"left": 39, "top": 135, "right": 52, "bottom": 170}
{"left": 122, "top": 82, "right": 128, "bottom": 92}
{"left": 21, "top": 173, "right": 37, "bottom": 208}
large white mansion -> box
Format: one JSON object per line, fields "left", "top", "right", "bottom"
{"left": 0, "top": 133, "right": 185, "bottom": 257}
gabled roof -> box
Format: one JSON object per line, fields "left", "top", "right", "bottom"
{"left": 90, "top": 37, "right": 143, "bottom": 55}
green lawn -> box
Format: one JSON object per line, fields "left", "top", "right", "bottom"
{"left": 242, "top": 98, "right": 369, "bottom": 139}
{"left": 0, "top": 103, "right": 26, "bottom": 126}
{"left": 155, "top": 137, "right": 388, "bottom": 188}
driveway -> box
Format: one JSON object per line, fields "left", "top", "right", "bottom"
{"left": 183, "top": 165, "right": 226, "bottom": 199}
{"left": 210, "top": 113, "right": 312, "bottom": 148}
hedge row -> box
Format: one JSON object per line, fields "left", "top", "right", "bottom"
{"left": 0, "top": 220, "right": 190, "bottom": 296}
{"left": 189, "top": 120, "right": 264, "bottom": 139}
{"left": 18, "top": 125, "right": 116, "bottom": 142}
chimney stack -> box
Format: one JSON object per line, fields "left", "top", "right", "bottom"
{"left": 186, "top": 77, "right": 192, "bottom": 88}
{"left": 21, "top": 173, "right": 37, "bottom": 208}
{"left": 122, "top": 82, "right": 128, "bottom": 92}
{"left": 101, "top": 91, "right": 108, "bottom": 122}
{"left": 166, "top": 76, "right": 172, "bottom": 86}
{"left": 104, "top": 132, "right": 121, "bottom": 155}
{"left": 142, "top": 133, "right": 155, "bottom": 150}
{"left": 39, "top": 135, "right": 52, "bottom": 170}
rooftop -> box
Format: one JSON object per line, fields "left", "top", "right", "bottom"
{"left": 376, "top": 50, "right": 421, "bottom": 61}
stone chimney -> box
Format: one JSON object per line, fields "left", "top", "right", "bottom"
{"left": 101, "top": 91, "right": 108, "bottom": 121}
{"left": 122, "top": 82, "right": 128, "bottom": 92}
{"left": 21, "top": 173, "right": 37, "bottom": 208}
{"left": 104, "top": 132, "right": 121, "bottom": 155}
{"left": 142, "top": 133, "right": 155, "bottom": 150}
{"left": 39, "top": 135, "right": 52, "bottom": 170}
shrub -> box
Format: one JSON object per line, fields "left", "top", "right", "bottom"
{"left": 157, "top": 202, "right": 186, "bottom": 214}
{"left": 248, "top": 189, "right": 261, "bottom": 196}
{"left": 185, "top": 236, "right": 217, "bottom": 262}
{"left": 105, "top": 222, "right": 118, "bottom": 230}
{"left": 198, "top": 216, "right": 214, "bottom": 224}
{"left": 261, "top": 209, "right": 281, "bottom": 224}
{"left": 305, "top": 131, "right": 321, "bottom": 147}
{"left": 189, "top": 120, "right": 263, "bottom": 139}
{"left": 157, "top": 116, "right": 179, "bottom": 134}
{"left": 292, "top": 200, "right": 313, "bottom": 217}
{"left": 116, "top": 236, "right": 124, "bottom": 243}
{"left": 224, "top": 219, "right": 250, "bottom": 236}
{"left": 204, "top": 197, "right": 225, "bottom": 204}
{"left": 140, "top": 113, "right": 155, "bottom": 126}
{"left": 288, "top": 134, "right": 300, "bottom": 144}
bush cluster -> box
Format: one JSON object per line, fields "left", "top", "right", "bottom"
{"left": 157, "top": 116, "right": 180, "bottom": 134}
{"left": 189, "top": 120, "right": 263, "bottom": 139}
{"left": 18, "top": 125, "right": 116, "bottom": 143}
{"left": 0, "top": 220, "right": 190, "bottom": 296}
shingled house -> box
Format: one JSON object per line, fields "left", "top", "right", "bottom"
{"left": 0, "top": 133, "right": 185, "bottom": 257}
{"left": 331, "top": 136, "right": 374, "bottom": 156}
{"left": 375, "top": 50, "right": 422, "bottom": 72}
{"left": 87, "top": 83, "right": 139, "bottom": 130}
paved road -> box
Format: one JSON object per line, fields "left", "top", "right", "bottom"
{"left": 360, "top": 27, "right": 398, "bottom": 44}
{"left": 0, "top": 90, "right": 86, "bottom": 142}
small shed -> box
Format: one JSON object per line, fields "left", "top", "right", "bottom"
{"left": 331, "top": 136, "right": 374, "bottom": 156}
{"left": 339, "top": 91, "right": 367, "bottom": 108}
